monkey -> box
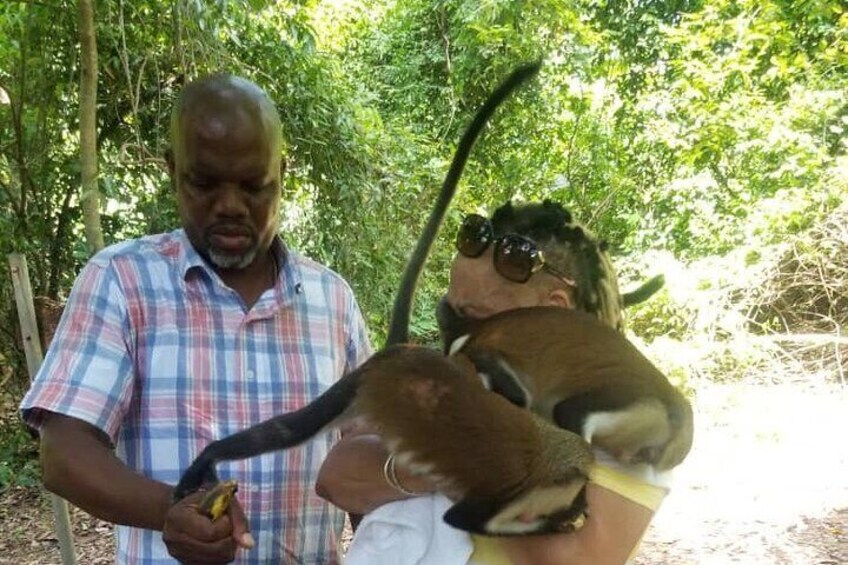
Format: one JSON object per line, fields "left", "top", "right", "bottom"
{"left": 174, "top": 61, "right": 598, "bottom": 536}
{"left": 182, "top": 344, "right": 594, "bottom": 535}
{"left": 438, "top": 303, "right": 693, "bottom": 470}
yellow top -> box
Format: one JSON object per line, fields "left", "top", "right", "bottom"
{"left": 468, "top": 463, "right": 669, "bottom": 565}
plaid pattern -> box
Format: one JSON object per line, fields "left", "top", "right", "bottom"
{"left": 21, "top": 229, "right": 373, "bottom": 564}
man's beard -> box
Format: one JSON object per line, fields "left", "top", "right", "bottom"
{"left": 204, "top": 232, "right": 259, "bottom": 270}
{"left": 207, "top": 247, "right": 257, "bottom": 270}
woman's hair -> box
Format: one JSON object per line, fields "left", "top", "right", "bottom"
{"left": 491, "top": 200, "right": 624, "bottom": 331}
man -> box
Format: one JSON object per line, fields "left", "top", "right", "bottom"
{"left": 21, "top": 75, "right": 371, "bottom": 564}
{"left": 316, "top": 200, "right": 671, "bottom": 564}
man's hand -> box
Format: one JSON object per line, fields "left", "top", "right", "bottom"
{"left": 163, "top": 491, "right": 253, "bottom": 564}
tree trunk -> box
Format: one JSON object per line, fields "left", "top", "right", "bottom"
{"left": 78, "top": 0, "right": 104, "bottom": 253}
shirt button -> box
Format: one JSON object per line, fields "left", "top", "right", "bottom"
{"left": 246, "top": 370, "right": 255, "bottom": 379}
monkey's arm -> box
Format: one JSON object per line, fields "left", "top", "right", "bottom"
{"left": 494, "top": 482, "right": 655, "bottom": 565}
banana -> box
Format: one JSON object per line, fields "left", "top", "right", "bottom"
{"left": 198, "top": 480, "right": 238, "bottom": 521}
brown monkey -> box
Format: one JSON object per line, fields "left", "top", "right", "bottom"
{"left": 442, "top": 306, "right": 693, "bottom": 471}
{"left": 173, "top": 61, "right": 692, "bottom": 537}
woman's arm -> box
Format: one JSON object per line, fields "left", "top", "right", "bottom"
{"left": 316, "top": 429, "right": 436, "bottom": 514}
{"left": 497, "top": 483, "right": 655, "bottom": 565}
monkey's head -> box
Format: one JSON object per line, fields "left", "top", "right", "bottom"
{"left": 445, "top": 200, "right": 624, "bottom": 336}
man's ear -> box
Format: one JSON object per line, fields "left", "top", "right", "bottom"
{"left": 547, "top": 288, "right": 574, "bottom": 309}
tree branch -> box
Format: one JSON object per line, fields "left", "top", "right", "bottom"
{"left": 436, "top": 2, "right": 457, "bottom": 143}
{"left": 78, "top": 0, "right": 104, "bottom": 252}
{"left": 0, "top": 176, "right": 19, "bottom": 208}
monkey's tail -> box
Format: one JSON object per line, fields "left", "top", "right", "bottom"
{"left": 386, "top": 61, "right": 543, "bottom": 346}
{"left": 173, "top": 369, "right": 364, "bottom": 500}
{"left": 622, "top": 274, "right": 665, "bottom": 308}
{"left": 216, "top": 369, "right": 364, "bottom": 458}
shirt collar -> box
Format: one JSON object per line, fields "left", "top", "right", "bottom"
{"left": 165, "top": 228, "right": 303, "bottom": 306}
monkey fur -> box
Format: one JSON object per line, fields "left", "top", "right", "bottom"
{"left": 434, "top": 197, "right": 691, "bottom": 470}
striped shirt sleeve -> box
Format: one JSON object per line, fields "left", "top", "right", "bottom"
{"left": 21, "top": 256, "right": 135, "bottom": 443}
{"left": 344, "top": 290, "right": 374, "bottom": 373}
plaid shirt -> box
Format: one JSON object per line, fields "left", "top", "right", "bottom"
{"left": 21, "top": 229, "right": 373, "bottom": 564}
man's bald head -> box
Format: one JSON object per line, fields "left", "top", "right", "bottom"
{"left": 170, "top": 74, "right": 284, "bottom": 162}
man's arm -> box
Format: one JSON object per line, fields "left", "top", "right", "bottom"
{"left": 496, "top": 484, "right": 654, "bottom": 565}
{"left": 40, "top": 412, "right": 171, "bottom": 528}
{"left": 40, "top": 412, "right": 252, "bottom": 562}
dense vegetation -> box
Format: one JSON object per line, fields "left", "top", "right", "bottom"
{"left": 1, "top": 0, "right": 845, "bottom": 486}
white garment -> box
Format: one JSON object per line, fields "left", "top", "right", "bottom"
{"left": 345, "top": 494, "right": 473, "bottom": 565}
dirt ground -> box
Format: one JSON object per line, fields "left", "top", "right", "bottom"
{"left": 631, "top": 380, "right": 848, "bottom": 565}
{"left": 1, "top": 380, "right": 846, "bottom": 564}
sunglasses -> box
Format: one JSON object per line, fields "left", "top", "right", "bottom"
{"left": 456, "top": 214, "right": 577, "bottom": 286}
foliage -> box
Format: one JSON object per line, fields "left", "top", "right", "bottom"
{"left": 632, "top": 0, "right": 847, "bottom": 256}
{"left": 622, "top": 196, "right": 848, "bottom": 385}
{"left": 0, "top": 400, "right": 40, "bottom": 489}
{"left": 0, "top": 0, "right": 846, "bottom": 390}
{"left": 746, "top": 203, "right": 848, "bottom": 334}
{"left": 625, "top": 288, "right": 694, "bottom": 341}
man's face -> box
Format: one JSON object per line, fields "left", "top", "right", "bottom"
{"left": 169, "top": 107, "right": 281, "bottom": 270}
{"left": 446, "top": 246, "right": 555, "bottom": 320}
